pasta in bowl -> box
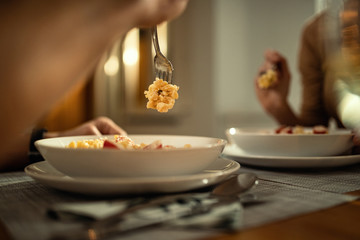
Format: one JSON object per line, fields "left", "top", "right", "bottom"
{"left": 35, "top": 135, "right": 227, "bottom": 178}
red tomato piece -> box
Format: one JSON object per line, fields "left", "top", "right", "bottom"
{"left": 276, "top": 126, "right": 293, "bottom": 134}
{"left": 275, "top": 125, "right": 286, "bottom": 134}
{"left": 103, "top": 140, "right": 119, "bottom": 149}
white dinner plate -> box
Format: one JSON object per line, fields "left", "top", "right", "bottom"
{"left": 25, "top": 158, "right": 240, "bottom": 196}
{"left": 222, "top": 144, "right": 360, "bottom": 168}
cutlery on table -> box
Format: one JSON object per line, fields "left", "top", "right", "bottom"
{"left": 49, "top": 173, "right": 258, "bottom": 240}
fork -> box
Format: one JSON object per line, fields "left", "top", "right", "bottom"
{"left": 151, "top": 26, "right": 174, "bottom": 83}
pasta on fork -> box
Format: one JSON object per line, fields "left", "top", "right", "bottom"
{"left": 144, "top": 78, "right": 179, "bottom": 113}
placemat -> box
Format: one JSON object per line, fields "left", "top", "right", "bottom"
{"left": 238, "top": 163, "right": 360, "bottom": 193}
{"left": 0, "top": 172, "right": 357, "bottom": 240}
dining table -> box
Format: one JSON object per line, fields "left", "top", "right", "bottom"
{"left": 0, "top": 155, "right": 360, "bottom": 240}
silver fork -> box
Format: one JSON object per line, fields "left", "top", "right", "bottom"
{"left": 151, "top": 26, "right": 174, "bottom": 83}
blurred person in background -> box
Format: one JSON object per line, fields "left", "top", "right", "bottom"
{"left": 0, "top": 0, "right": 189, "bottom": 171}
{"left": 255, "top": 1, "right": 360, "bottom": 149}
{"left": 254, "top": 1, "right": 360, "bottom": 149}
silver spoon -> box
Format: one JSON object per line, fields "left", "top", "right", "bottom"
{"left": 211, "top": 173, "right": 258, "bottom": 198}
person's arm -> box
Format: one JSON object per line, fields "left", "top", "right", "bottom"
{"left": 255, "top": 14, "right": 329, "bottom": 127}
{"left": 0, "top": 0, "right": 188, "bottom": 158}
{"left": 297, "top": 14, "right": 330, "bottom": 127}
{"left": 0, "top": 132, "right": 31, "bottom": 172}
{"left": 0, "top": 117, "right": 127, "bottom": 172}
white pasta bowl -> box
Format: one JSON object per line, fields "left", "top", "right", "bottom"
{"left": 35, "top": 135, "right": 227, "bottom": 178}
{"left": 225, "top": 127, "right": 354, "bottom": 157}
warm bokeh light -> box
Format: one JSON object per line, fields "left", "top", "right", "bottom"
{"left": 154, "top": 23, "right": 168, "bottom": 56}
{"left": 104, "top": 55, "right": 119, "bottom": 76}
{"left": 123, "top": 48, "right": 139, "bottom": 66}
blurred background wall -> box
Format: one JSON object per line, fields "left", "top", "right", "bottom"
{"left": 42, "top": 0, "right": 326, "bottom": 139}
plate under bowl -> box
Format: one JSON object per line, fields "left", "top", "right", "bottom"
{"left": 25, "top": 158, "right": 240, "bottom": 195}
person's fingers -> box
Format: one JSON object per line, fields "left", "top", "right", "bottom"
{"left": 90, "top": 125, "right": 102, "bottom": 136}
{"left": 259, "top": 50, "right": 281, "bottom": 75}
{"left": 255, "top": 51, "right": 280, "bottom": 89}
{"left": 93, "top": 117, "right": 127, "bottom": 135}
{"left": 257, "top": 65, "right": 267, "bottom": 76}
{"left": 51, "top": 117, "right": 127, "bottom": 137}
{"left": 264, "top": 49, "right": 291, "bottom": 81}
{"left": 135, "top": 0, "right": 189, "bottom": 28}
{"left": 264, "top": 49, "right": 281, "bottom": 62}
{"left": 257, "top": 53, "right": 275, "bottom": 77}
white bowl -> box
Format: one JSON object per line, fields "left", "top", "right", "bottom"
{"left": 225, "top": 127, "right": 354, "bottom": 157}
{"left": 35, "top": 135, "right": 227, "bottom": 178}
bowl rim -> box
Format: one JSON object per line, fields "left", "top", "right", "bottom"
{"left": 35, "top": 134, "right": 228, "bottom": 153}
{"left": 225, "top": 127, "right": 353, "bottom": 137}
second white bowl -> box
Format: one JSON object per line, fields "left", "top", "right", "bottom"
{"left": 225, "top": 127, "right": 353, "bottom": 157}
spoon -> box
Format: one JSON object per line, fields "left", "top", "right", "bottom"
{"left": 211, "top": 173, "right": 258, "bottom": 198}
{"left": 50, "top": 173, "right": 258, "bottom": 239}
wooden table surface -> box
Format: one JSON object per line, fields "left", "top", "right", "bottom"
{"left": 0, "top": 193, "right": 359, "bottom": 240}
{"left": 204, "top": 190, "right": 360, "bottom": 240}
